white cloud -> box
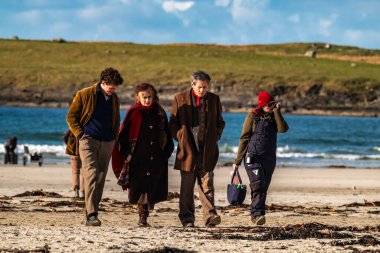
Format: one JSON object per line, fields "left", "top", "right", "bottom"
{"left": 215, "top": 0, "right": 230, "bottom": 7}
{"left": 318, "top": 14, "right": 338, "bottom": 37}
{"left": 288, "top": 14, "right": 300, "bottom": 23}
{"left": 343, "top": 29, "right": 380, "bottom": 48}
{"left": 78, "top": 6, "right": 103, "bottom": 20}
{"left": 162, "top": 1, "right": 194, "bottom": 13}
{"left": 15, "top": 10, "right": 43, "bottom": 25}
{"left": 319, "top": 19, "right": 332, "bottom": 29}
{"left": 49, "top": 22, "right": 71, "bottom": 34}
{"left": 230, "top": 0, "right": 269, "bottom": 26}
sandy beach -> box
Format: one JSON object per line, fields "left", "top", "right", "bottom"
{"left": 1, "top": 164, "right": 380, "bottom": 252}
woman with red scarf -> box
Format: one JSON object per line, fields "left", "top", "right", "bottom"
{"left": 112, "top": 83, "right": 174, "bottom": 226}
{"left": 233, "top": 91, "right": 289, "bottom": 226}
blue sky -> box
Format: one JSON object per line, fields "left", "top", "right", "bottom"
{"left": 0, "top": 0, "right": 379, "bottom": 49}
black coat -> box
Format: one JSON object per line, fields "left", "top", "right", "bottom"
{"left": 126, "top": 108, "right": 174, "bottom": 204}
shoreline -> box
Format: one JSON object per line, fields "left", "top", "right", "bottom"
{"left": 1, "top": 102, "right": 379, "bottom": 117}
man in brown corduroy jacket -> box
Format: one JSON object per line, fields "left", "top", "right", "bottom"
{"left": 66, "top": 67, "right": 123, "bottom": 226}
{"left": 169, "top": 70, "right": 225, "bottom": 227}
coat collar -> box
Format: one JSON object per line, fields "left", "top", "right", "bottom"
{"left": 183, "top": 88, "right": 209, "bottom": 106}
{"left": 90, "top": 82, "right": 99, "bottom": 94}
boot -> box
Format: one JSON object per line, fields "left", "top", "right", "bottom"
{"left": 137, "top": 204, "right": 150, "bottom": 227}
{"left": 74, "top": 188, "right": 80, "bottom": 198}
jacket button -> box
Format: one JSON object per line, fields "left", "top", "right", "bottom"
{"left": 149, "top": 125, "right": 153, "bottom": 129}
{"left": 146, "top": 172, "right": 150, "bottom": 176}
{"left": 150, "top": 141, "right": 153, "bottom": 145}
{"left": 150, "top": 156, "right": 154, "bottom": 160}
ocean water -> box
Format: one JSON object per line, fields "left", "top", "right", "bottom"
{"left": 0, "top": 107, "right": 380, "bottom": 168}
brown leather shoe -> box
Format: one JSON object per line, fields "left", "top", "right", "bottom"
{"left": 251, "top": 215, "right": 266, "bottom": 226}
{"left": 138, "top": 215, "right": 150, "bottom": 227}
{"left": 74, "top": 189, "right": 79, "bottom": 198}
{"left": 206, "top": 214, "right": 221, "bottom": 227}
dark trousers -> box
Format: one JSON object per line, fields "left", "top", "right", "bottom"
{"left": 244, "top": 154, "right": 276, "bottom": 216}
{"left": 4, "top": 147, "right": 17, "bottom": 164}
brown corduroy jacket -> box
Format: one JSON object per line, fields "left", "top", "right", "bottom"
{"left": 65, "top": 83, "right": 120, "bottom": 156}
{"left": 169, "top": 89, "right": 225, "bottom": 172}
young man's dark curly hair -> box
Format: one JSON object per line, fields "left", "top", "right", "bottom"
{"left": 100, "top": 67, "right": 124, "bottom": 85}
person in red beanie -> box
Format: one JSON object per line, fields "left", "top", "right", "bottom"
{"left": 233, "top": 91, "right": 289, "bottom": 226}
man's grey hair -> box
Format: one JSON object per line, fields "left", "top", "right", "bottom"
{"left": 191, "top": 70, "right": 211, "bottom": 85}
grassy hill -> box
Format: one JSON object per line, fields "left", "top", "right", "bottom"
{"left": 0, "top": 38, "right": 379, "bottom": 112}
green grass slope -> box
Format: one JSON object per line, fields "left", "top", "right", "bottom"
{"left": 1, "top": 39, "right": 379, "bottom": 92}
{"left": 0, "top": 39, "right": 380, "bottom": 110}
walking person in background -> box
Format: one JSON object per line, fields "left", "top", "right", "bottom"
{"left": 64, "top": 130, "right": 84, "bottom": 198}
{"left": 169, "top": 70, "right": 225, "bottom": 228}
{"left": 4, "top": 136, "right": 17, "bottom": 164}
{"left": 233, "top": 91, "right": 289, "bottom": 226}
{"left": 66, "top": 67, "right": 123, "bottom": 226}
{"left": 70, "top": 156, "right": 84, "bottom": 198}
{"left": 112, "top": 83, "right": 174, "bottom": 227}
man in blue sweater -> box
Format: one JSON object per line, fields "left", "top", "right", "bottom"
{"left": 66, "top": 67, "right": 123, "bottom": 226}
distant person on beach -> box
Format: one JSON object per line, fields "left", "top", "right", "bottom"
{"left": 64, "top": 130, "right": 84, "bottom": 199}
{"left": 233, "top": 91, "right": 288, "bottom": 226}
{"left": 70, "top": 156, "right": 84, "bottom": 198}
{"left": 169, "top": 70, "right": 225, "bottom": 227}
{"left": 112, "top": 83, "right": 174, "bottom": 227}
{"left": 66, "top": 67, "right": 123, "bottom": 226}
{"left": 4, "top": 136, "right": 17, "bottom": 164}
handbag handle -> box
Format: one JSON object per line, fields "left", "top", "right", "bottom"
{"left": 230, "top": 167, "right": 243, "bottom": 185}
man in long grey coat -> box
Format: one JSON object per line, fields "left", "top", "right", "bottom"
{"left": 169, "top": 70, "right": 225, "bottom": 227}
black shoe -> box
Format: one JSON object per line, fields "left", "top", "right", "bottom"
{"left": 86, "top": 215, "right": 101, "bottom": 226}
{"left": 183, "top": 222, "right": 195, "bottom": 228}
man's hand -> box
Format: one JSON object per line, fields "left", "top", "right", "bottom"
{"left": 232, "top": 164, "right": 239, "bottom": 170}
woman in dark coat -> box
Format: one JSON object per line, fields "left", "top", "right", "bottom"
{"left": 233, "top": 91, "right": 289, "bottom": 226}
{"left": 112, "top": 83, "right": 174, "bottom": 226}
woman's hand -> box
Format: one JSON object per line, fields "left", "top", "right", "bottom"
{"left": 126, "top": 154, "right": 132, "bottom": 162}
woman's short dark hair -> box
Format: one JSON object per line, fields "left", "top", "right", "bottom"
{"left": 100, "top": 67, "right": 124, "bottom": 85}
{"left": 135, "top": 83, "right": 159, "bottom": 103}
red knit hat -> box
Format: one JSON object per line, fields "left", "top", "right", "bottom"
{"left": 257, "top": 91, "right": 274, "bottom": 108}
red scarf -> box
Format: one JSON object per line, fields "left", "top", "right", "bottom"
{"left": 111, "top": 102, "right": 154, "bottom": 176}
{"left": 123, "top": 102, "right": 154, "bottom": 151}
{"left": 192, "top": 89, "right": 202, "bottom": 108}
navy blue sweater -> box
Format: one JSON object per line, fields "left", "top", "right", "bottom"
{"left": 84, "top": 84, "right": 114, "bottom": 141}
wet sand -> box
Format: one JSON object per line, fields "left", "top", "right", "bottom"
{"left": 0, "top": 164, "right": 380, "bottom": 252}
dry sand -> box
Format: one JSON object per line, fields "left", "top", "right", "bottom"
{"left": 0, "top": 164, "right": 380, "bottom": 252}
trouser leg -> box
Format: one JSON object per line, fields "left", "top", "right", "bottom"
{"left": 79, "top": 134, "right": 114, "bottom": 216}
{"left": 245, "top": 157, "right": 276, "bottom": 216}
{"left": 71, "top": 156, "right": 81, "bottom": 190}
{"left": 92, "top": 140, "right": 114, "bottom": 214}
{"left": 196, "top": 170, "right": 218, "bottom": 225}
{"left": 5, "top": 147, "right": 10, "bottom": 164}
{"left": 179, "top": 170, "right": 196, "bottom": 225}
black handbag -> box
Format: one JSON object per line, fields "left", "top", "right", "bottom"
{"left": 227, "top": 168, "right": 247, "bottom": 205}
